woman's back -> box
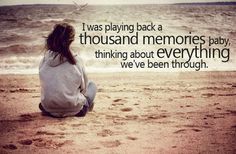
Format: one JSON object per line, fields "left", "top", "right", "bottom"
{"left": 39, "top": 51, "right": 87, "bottom": 117}
{"left": 39, "top": 23, "right": 96, "bottom": 118}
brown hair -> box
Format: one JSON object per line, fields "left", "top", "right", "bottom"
{"left": 46, "top": 23, "right": 76, "bottom": 65}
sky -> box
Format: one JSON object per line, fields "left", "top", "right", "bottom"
{"left": 0, "top": 0, "right": 235, "bottom": 6}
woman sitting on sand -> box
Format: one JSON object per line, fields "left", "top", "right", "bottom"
{"left": 39, "top": 23, "right": 97, "bottom": 118}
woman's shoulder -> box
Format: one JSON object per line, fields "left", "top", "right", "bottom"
{"left": 73, "top": 54, "right": 86, "bottom": 74}
{"left": 74, "top": 55, "right": 84, "bottom": 66}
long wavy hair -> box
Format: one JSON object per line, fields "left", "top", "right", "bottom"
{"left": 46, "top": 23, "right": 76, "bottom": 65}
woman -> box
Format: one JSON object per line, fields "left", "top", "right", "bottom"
{"left": 39, "top": 23, "right": 97, "bottom": 118}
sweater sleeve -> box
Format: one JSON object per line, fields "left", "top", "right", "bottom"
{"left": 76, "top": 56, "right": 88, "bottom": 95}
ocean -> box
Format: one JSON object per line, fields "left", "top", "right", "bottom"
{"left": 0, "top": 4, "right": 235, "bottom": 74}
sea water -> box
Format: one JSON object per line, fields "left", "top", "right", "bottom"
{"left": 0, "top": 4, "right": 235, "bottom": 74}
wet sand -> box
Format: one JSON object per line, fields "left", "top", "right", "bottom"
{"left": 0, "top": 72, "right": 236, "bottom": 153}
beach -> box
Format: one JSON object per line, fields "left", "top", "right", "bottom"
{"left": 0, "top": 72, "right": 236, "bottom": 153}
{"left": 0, "top": 3, "right": 236, "bottom": 154}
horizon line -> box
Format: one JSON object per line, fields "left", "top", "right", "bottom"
{"left": 0, "top": 1, "right": 236, "bottom": 7}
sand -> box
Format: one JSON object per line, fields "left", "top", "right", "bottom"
{"left": 0, "top": 72, "right": 235, "bottom": 154}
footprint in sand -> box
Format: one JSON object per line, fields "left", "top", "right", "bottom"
{"left": 104, "top": 95, "right": 111, "bottom": 98}
{"left": 125, "top": 115, "right": 139, "bottom": 120}
{"left": 174, "top": 128, "right": 201, "bottom": 133}
{"left": 90, "top": 147, "right": 101, "bottom": 150}
{"left": 2, "top": 144, "right": 17, "bottom": 150}
{"left": 18, "top": 139, "right": 33, "bottom": 145}
{"left": 231, "top": 84, "right": 236, "bottom": 88}
{"left": 143, "top": 87, "right": 152, "bottom": 91}
{"left": 231, "top": 125, "right": 236, "bottom": 128}
{"left": 218, "top": 93, "right": 236, "bottom": 96}
{"left": 202, "top": 93, "right": 215, "bottom": 98}
{"left": 18, "top": 114, "right": 36, "bottom": 122}
{"left": 32, "top": 138, "right": 72, "bottom": 149}
{"left": 174, "top": 129, "right": 186, "bottom": 134}
{"left": 71, "top": 123, "right": 84, "bottom": 127}
{"left": 181, "top": 95, "right": 194, "bottom": 98}
{"left": 100, "top": 140, "right": 121, "bottom": 148}
{"left": 113, "top": 99, "right": 122, "bottom": 102}
{"left": 10, "top": 88, "right": 35, "bottom": 93}
{"left": 192, "top": 128, "right": 201, "bottom": 132}
{"left": 97, "top": 129, "right": 114, "bottom": 137}
{"left": 36, "top": 131, "right": 56, "bottom": 136}
{"left": 32, "top": 95, "right": 40, "bottom": 98}
{"left": 97, "top": 88, "right": 104, "bottom": 92}
{"left": 147, "top": 114, "right": 169, "bottom": 120}
{"left": 127, "top": 136, "right": 138, "bottom": 141}
{"left": 226, "top": 110, "right": 236, "bottom": 115}
{"left": 36, "top": 130, "right": 66, "bottom": 136}
{"left": 111, "top": 102, "right": 124, "bottom": 106}
{"left": 121, "top": 107, "right": 132, "bottom": 112}
{"left": 168, "top": 98, "right": 173, "bottom": 102}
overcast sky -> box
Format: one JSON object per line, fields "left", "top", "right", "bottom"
{"left": 0, "top": 0, "right": 235, "bottom": 6}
